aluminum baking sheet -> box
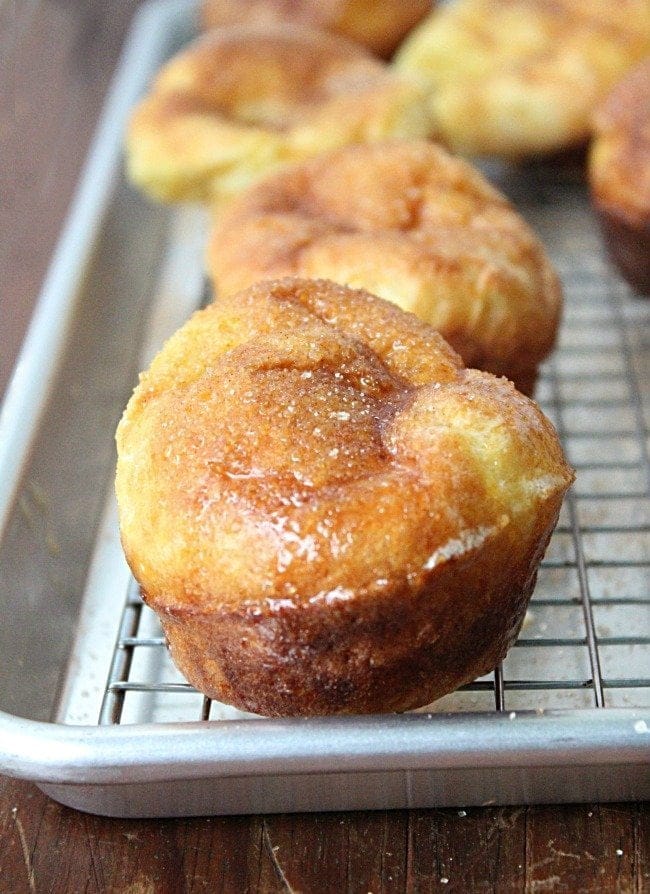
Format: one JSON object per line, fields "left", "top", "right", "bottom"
{"left": 0, "top": 0, "right": 648, "bottom": 817}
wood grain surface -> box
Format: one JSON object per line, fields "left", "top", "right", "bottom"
{"left": 1, "top": 775, "right": 648, "bottom": 893}
{"left": 1, "top": 3, "right": 648, "bottom": 892}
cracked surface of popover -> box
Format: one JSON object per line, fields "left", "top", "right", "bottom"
{"left": 208, "top": 141, "right": 561, "bottom": 396}
{"left": 115, "top": 278, "right": 574, "bottom": 716}
{"left": 125, "top": 24, "right": 431, "bottom": 204}
{"left": 200, "top": 0, "right": 432, "bottom": 59}
{"left": 395, "top": 0, "right": 650, "bottom": 159}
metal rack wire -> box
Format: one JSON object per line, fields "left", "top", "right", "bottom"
{"left": 99, "top": 175, "right": 650, "bottom": 728}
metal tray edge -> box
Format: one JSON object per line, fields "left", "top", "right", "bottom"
{"left": 1, "top": 708, "right": 648, "bottom": 785}
{"left": 1, "top": 0, "right": 648, "bottom": 814}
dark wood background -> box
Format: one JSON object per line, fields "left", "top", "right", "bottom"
{"left": 1, "top": 3, "right": 648, "bottom": 891}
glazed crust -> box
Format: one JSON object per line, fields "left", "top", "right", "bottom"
{"left": 395, "top": 0, "right": 650, "bottom": 158}
{"left": 208, "top": 141, "right": 562, "bottom": 395}
{"left": 589, "top": 59, "right": 650, "bottom": 295}
{"left": 115, "top": 279, "right": 573, "bottom": 716}
{"left": 125, "top": 24, "right": 431, "bottom": 203}
{"left": 200, "top": 0, "right": 432, "bottom": 59}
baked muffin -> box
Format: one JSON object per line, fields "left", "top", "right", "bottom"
{"left": 589, "top": 58, "right": 650, "bottom": 295}
{"left": 395, "top": 0, "right": 650, "bottom": 158}
{"left": 115, "top": 278, "right": 573, "bottom": 717}
{"left": 208, "top": 141, "right": 561, "bottom": 395}
{"left": 201, "top": 0, "right": 433, "bottom": 59}
{"left": 125, "top": 24, "right": 432, "bottom": 203}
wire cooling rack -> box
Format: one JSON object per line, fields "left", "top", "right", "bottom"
{"left": 98, "top": 170, "right": 650, "bottom": 729}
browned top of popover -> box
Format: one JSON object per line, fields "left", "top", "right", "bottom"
{"left": 151, "top": 24, "right": 389, "bottom": 130}
{"left": 125, "top": 25, "right": 431, "bottom": 203}
{"left": 395, "top": 0, "right": 650, "bottom": 158}
{"left": 590, "top": 58, "right": 650, "bottom": 225}
{"left": 115, "top": 278, "right": 573, "bottom": 616}
{"left": 200, "top": 0, "right": 433, "bottom": 58}
{"left": 208, "top": 141, "right": 561, "bottom": 394}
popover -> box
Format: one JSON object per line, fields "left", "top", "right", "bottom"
{"left": 395, "top": 0, "right": 650, "bottom": 159}
{"left": 208, "top": 141, "right": 562, "bottom": 395}
{"left": 125, "top": 24, "right": 432, "bottom": 203}
{"left": 115, "top": 278, "right": 573, "bottom": 717}
{"left": 589, "top": 58, "right": 650, "bottom": 295}
{"left": 200, "top": 0, "right": 433, "bottom": 59}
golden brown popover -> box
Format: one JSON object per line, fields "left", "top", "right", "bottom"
{"left": 589, "top": 58, "right": 650, "bottom": 295}
{"left": 208, "top": 141, "right": 561, "bottom": 396}
{"left": 395, "top": 0, "right": 650, "bottom": 159}
{"left": 115, "top": 278, "right": 573, "bottom": 717}
{"left": 200, "top": 0, "right": 432, "bottom": 59}
{"left": 125, "top": 24, "right": 431, "bottom": 204}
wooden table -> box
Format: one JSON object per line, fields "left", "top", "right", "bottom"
{"left": 2, "top": 3, "right": 648, "bottom": 891}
